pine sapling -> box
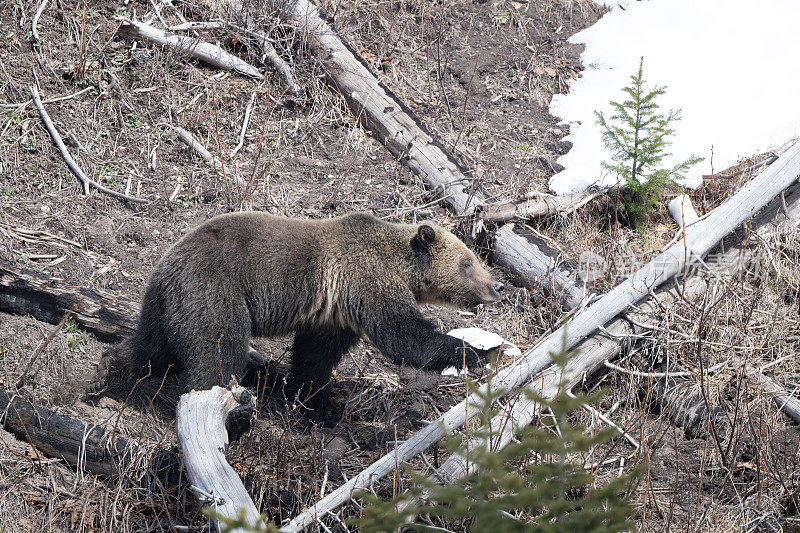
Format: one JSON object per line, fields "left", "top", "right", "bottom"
{"left": 596, "top": 57, "right": 702, "bottom": 230}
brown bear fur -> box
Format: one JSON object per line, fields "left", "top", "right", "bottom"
{"left": 88, "top": 212, "right": 503, "bottom": 417}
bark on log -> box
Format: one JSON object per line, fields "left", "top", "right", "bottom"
{"left": 117, "top": 18, "right": 262, "bottom": 78}
{"left": 281, "top": 141, "right": 800, "bottom": 532}
{"left": 492, "top": 224, "right": 589, "bottom": 309}
{"left": 481, "top": 190, "right": 602, "bottom": 223}
{"left": 0, "top": 259, "right": 137, "bottom": 343}
{"left": 177, "top": 384, "right": 261, "bottom": 532}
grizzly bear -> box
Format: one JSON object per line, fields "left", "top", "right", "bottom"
{"left": 88, "top": 212, "right": 503, "bottom": 417}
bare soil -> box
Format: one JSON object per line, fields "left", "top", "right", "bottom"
{"left": 1, "top": 0, "right": 798, "bottom": 531}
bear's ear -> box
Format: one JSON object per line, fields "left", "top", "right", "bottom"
{"left": 414, "top": 225, "right": 436, "bottom": 247}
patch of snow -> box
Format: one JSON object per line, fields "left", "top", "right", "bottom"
{"left": 441, "top": 328, "right": 523, "bottom": 376}
{"left": 549, "top": 0, "right": 800, "bottom": 194}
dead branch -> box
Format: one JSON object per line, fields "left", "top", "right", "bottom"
{"left": 170, "top": 18, "right": 303, "bottom": 96}
{"left": 16, "top": 306, "right": 74, "bottom": 388}
{"left": 30, "top": 86, "right": 148, "bottom": 204}
{"left": 0, "top": 86, "right": 93, "bottom": 110}
{"left": 176, "top": 383, "right": 261, "bottom": 531}
{"left": 0, "top": 259, "right": 137, "bottom": 343}
{"left": 481, "top": 190, "right": 603, "bottom": 223}
{"left": 281, "top": 143, "right": 800, "bottom": 531}
{"left": 116, "top": 17, "right": 261, "bottom": 78}
{"left": 230, "top": 86, "right": 258, "bottom": 158}
{"left": 32, "top": 0, "right": 47, "bottom": 42}
{"left": 167, "top": 124, "right": 247, "bottom": 187}
{"left": 170, "top": 124, "right": 216, "bottom": 163}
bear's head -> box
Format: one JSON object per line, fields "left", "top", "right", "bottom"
{"left": 412, "top": 224, "right": 504, "bottom": 309}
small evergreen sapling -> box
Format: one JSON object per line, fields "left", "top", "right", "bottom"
{"left": 596, "top": 57, "right": 702, "bottom": 230}
{"left": 354, "top": 348, "right": 639, "bottom": 532}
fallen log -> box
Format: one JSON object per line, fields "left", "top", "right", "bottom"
{"left": 0, "top": 387, "right": 185, "bottom": 485}
{"left": 0, "top": 259, "right": 137, "bottom": 343}
{"left": 492, "top": 224, "right": 589, "bottom": 309}
{"left": 176, "top": 383, "right": 261, "bottom": 532}
{"left": 290, "top": 0, "right": 484, "bottom": 215}
{"left": 281, "top": 142, "right": 800, "bottom": 531}
{"left": 480, "top": 190, "right": 603, "bottom": 223}
{"left": 117, "top": 17, "right": 262, "bottom": 78}
{"left": 0, "top": 388, "right": 131, "bottom": 476}
{"left": 206, "top": 0, "right": 484, "bottom": 215}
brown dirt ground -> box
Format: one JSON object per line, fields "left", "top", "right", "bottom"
{"left": 1, "top": 0, "right": 799, "bottom": 531}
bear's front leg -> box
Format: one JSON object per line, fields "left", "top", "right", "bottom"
{"left": 363, "top": 304, "right": 489, "bottom": 372}
{"left": 287, "top": 327, "right": 360, "bottom": 420}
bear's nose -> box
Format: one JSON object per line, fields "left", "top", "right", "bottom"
{"left": 493, "top": 282, "right": 505, "bottom": 294}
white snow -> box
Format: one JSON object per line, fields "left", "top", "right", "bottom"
{"left": 548, "top": 0, "right": 800, "bottom": 195}
{"left": 441, "top": 328, "right": 522, "bottom": 376}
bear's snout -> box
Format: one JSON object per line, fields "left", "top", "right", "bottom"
{"left": 485, "top": 281, "right": 504, "bottom": 303}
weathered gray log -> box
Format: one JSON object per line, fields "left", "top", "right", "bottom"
{"left": 281, "top": 141, "right": 800, "bottom": 532}
{"left": 284, "top": 0, "right": 485, "bottom": 215}
{"left": 117, "top": 17, "right": 262, "bottom": 78}
{"left": 177, "top": 384, "right": 262, "bottom": 533}
{"left": 492, "top": 224, "right": 589, "bottom": 309}
{"left": 748, "top": 370, "right": 800, "bottom": 424}
{"left": 0, "top": 259, "right": 137, "bottom": 343}
{"left": 481, "top": 190, "right": 602, "bottom": 223}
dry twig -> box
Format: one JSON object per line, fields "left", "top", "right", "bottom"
{"left": 29, "top": 86, "right": 147, "bottom": 203}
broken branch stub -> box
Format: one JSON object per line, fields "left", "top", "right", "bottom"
{"left": 176, "top": 384, "right": 261, "bottom": 532}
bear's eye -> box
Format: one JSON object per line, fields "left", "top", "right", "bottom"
{"left": 460, "top": 259, "right": 474, "bottom": 277}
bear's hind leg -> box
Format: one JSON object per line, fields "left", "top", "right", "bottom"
{"left": 172, "top": 307, "right": 253, "bottom": 392}
{"left": 287, "top": 327, "right": 360, "bottom": 419}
